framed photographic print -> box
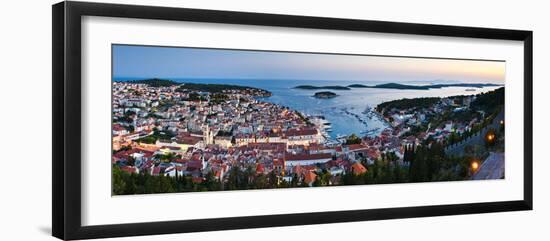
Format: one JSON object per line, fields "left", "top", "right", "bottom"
{"left": 52, "top": 1, "right": 533, "bottom": 240}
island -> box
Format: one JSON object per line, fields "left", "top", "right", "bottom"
{"left": 294, "top": 82, "right": 502, "bottom": 91}
{"left": 349, "top": 83, "right": 430, "bottom": 90}
{"left": 426, "top": 83, "right": 502, "bottom": 89}
{"left": 294, "top": 85, "right": 351, "bottom": 90}
{"left": 313, "top": 91, "right": 338, "bottom": 99}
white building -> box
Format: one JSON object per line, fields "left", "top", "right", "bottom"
{"left": 285, "top": 153, "right": 333, "bottom": 167}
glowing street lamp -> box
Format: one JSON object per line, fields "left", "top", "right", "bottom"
{"left": 471, "top": 161, "right": 479, "bottom": 172}
{"left": 485, "top": 130, "right": 496, "bottom": 146}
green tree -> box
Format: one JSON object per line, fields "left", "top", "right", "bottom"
{"left": 345, "top": 134, "right": 362, "bottom": 145}
{"left": 226, "top": 166, "right": 245, "bottom": 190}
{"left": 112, "top": 166, "right": 126, "bottom": 195}
{"left": 410, "top": 147, "right": 429, "bottom": 182}
{"left": 254, "top": 174, "right": 268, "bottom": 189}
{"left": 290, "top": 173, "right": 299, "bottom": 187}
{"left": 268, "top": 171, "right": 278, "bottom": 188}
{"left": 319, "top": 171, "right": 332, "bottom": 186}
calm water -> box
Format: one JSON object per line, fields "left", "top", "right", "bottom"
{"left": 170, "top": 78, "right": 500, "bottom": 139}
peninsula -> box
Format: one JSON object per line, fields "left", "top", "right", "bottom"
{"left": 120, "top": 78, "right": 272, "bottom": 96}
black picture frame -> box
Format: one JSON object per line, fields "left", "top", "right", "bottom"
{"left": 52, "top": 1, "right": 533, "bottom": 240}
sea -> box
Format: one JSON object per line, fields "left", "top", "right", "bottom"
{"left": 131, "top": 78, "right": 501, "bottom": 140}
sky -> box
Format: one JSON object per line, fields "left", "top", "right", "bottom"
{"left": 112, "top": 44, "right": 505, "bottom": 84}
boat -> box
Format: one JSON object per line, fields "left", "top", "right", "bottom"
{"left": 335, "top": 134, "right": 348, "bottom": 142}
{"left": 360, "top": 127, "right": 380, "bottom": 136}
{"left": 362, "top": 106, "right": 372, "bottom": 114}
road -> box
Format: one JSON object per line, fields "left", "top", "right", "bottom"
{"left": 445, "top": 108, "right": 504, "bottom": 156}
{"left": 471, "top": 152, "right": 505, "bottom": 180}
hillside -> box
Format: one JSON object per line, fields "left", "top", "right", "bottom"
{"left": 125, "top": 78, "right": 180, "bottom": 87}
{"left": 177, "top": 83, "right": 272, "bottom": 96}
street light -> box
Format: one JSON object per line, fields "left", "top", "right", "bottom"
{"left": 471, "top": 161, "right": 479, "bottom": 172}
{"left": 485, "top": 130, "right": 496, "bottom": 146}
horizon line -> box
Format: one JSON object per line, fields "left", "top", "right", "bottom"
{"left": 112, "top": 77, "right": 504, "bottom": 86}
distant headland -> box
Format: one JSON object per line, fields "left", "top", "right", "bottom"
{"left": 295, "top": 82, "right": 502, "bottom": 90}
{"left": 116, "top": 78, "right": 272, "bottom": 96}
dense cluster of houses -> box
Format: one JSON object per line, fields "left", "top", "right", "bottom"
{"left": 112, "top": 82, "right": 490, "bottom": 188}
{"left": 379, "top": 95, "right": 484, "bottom": 144}
{"left": 112, "top": 82, "right": 376, "bottom": 186}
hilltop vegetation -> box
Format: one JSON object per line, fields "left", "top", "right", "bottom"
{"left": 125, "top": 78, "right": 180, "bottom": 87}
{"left": 177, "top": 83, "right": 271, "bottom": 96}
{"left": 177, "top": 83, "right": 265, "bottom": 93}
{"left": 118, "top": 78, "right": 271, "bottom": 96}
{"left": 375, "top": 87, "right": 504, "bottom": 114}
{"left": 376, "top": 97, "right": 441, "bottom": 113}
{"left": 470, "top": 87, "right": 504, "bottom": 113}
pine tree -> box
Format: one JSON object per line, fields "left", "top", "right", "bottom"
{"left": 403, "top": 145, "right": 410, "bottom": 164}
{"left": 410, "top": 146, "right": 428, "bottom": 182}
{"left": 393, "top": 162, "right": 402, "bottom": 183}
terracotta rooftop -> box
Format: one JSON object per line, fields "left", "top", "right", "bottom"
{"left": 285, "top": 153, "right": 332, "bottom": 161}
{"left": 352, "top": 162, "right": 368, "bottom": 175}
{"left": 304, "top": 171, "right": 317, "bottom": 184}
{"left": 284, "top": 128, "right": 318, "bottom": 137}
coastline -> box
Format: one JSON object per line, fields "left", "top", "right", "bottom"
{"left": 111, "top": 80, "right": 505, "bottom": 194}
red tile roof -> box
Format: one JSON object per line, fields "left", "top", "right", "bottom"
{"left": 152, "top": 166, "right": 161, "bottom": 175}
{"left": 304, "top": 171, "right": 317, "bottom": 184}
{"left": 161, "top": 146, "right": 181, "bottom": 151}
{"left": 120, "top": 166, "right": 137, "bottom": 174}
{"left": 256, "top": 164, "right": 265, "bottom": 174}
{"left": 286, "top": 153, "right": 332, "bottom": 161}
{"left": 273, "top": 159, "right": 284, "bottom": 166}
{"left": 247, "top": 142, "right": 286, "bottom": 151}
{"left": 346, "top": 144, "right": 368, "bottom": 151}
{"left": 192, "top": 177, "right": 204, "bottom": 183}
{"left": 284, "top": 128, "right": 318, "bottom": 137}
{"left": 351, "top": 162, "right": 368, "bottom": 175}
{"left": 175, "top": 136, "right": 202, "bottom": 145}
{"left": 187, "top": 160, "right": 203, "bottom": 171}
{"left": 113, "top": 124, "right": 126, "bottom": 131}
{"left": 173, "top": 158, "right": 189, "bottom": 164}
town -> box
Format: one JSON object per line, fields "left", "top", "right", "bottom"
{"left": 112, "top": 79, "right": 505, "bottom": 194}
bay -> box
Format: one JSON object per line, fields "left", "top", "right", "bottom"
{"left": 170, "top": 78, "right": 500, "bottom": 140}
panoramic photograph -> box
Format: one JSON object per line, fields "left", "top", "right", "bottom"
{"left": 111, "top": 44, "right": 505, "bottom": 195}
